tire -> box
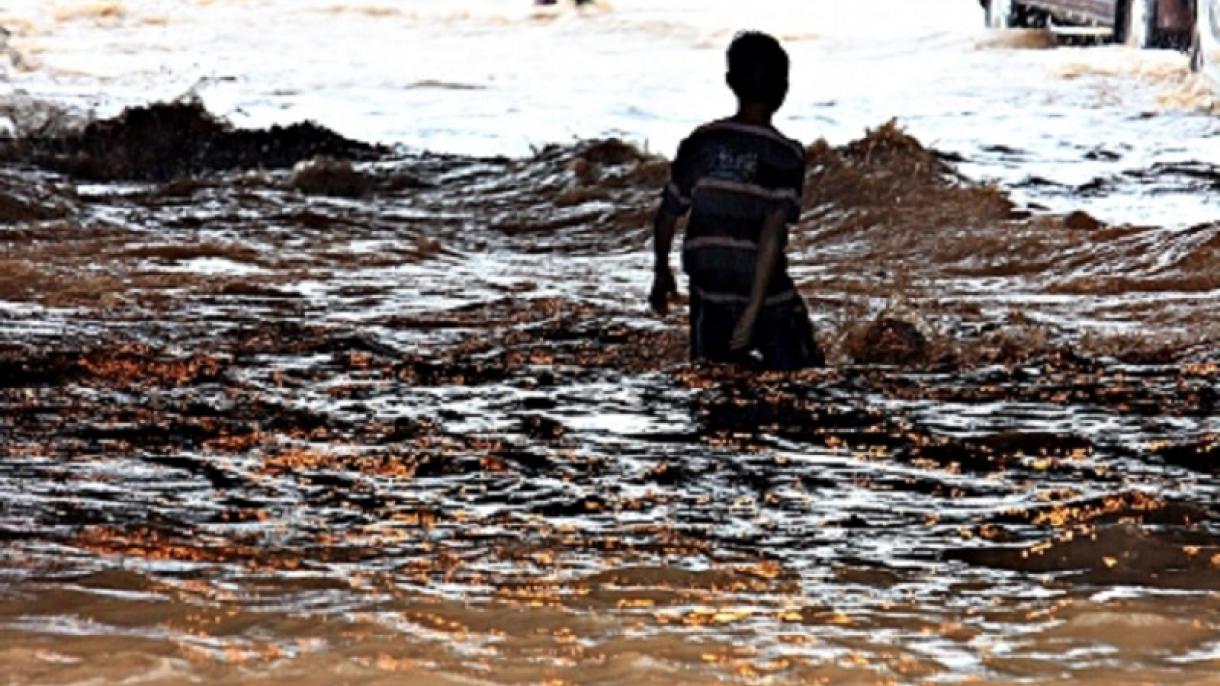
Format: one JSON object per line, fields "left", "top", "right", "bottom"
{"left": 1190, "top": 18, "right": 1203, "bottom": 71}
{"left": 1120, "top": 0, "right": 1160, "bottom": 48}
{"left": 986, "top": 0, "right": 1018, "bottom": 28}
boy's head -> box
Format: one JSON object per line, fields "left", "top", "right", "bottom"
{"left": 726, "top": 32, "right": 789, "bottom": 113}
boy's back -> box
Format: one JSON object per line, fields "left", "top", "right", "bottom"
{"left": 650, "top": 32, "right": 823, "bottom": 370}
{"left": 662, "top": 119, "right": 805, "bottom": 311}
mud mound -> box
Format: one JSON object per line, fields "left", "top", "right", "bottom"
{"left": 804, "top": 120, "right": 1012, "bottom": 224}
{"left": 7, "top": 101, "right": 381, "bottom": 181}
{"left": 836, "top": 119, "right": 954, "bottom": 177}
{"left": 1063, "top": 210, "right": 1105, "bottom": 231}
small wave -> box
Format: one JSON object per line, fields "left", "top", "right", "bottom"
{"left": 528, "top": 0, "right": 615, "bottom": 18}
{"left": 0, "top": 16, "right": 39, "bottom": 38}
{"left": 323, "top": 4, "right": 401, "bottom": 18}
{"left": 0, "top": 98, "right": 1217, "bottom": 685}
{"left": 1, "top": 99, "right": 379, "bottom": 182}
{"left": 406, "top": 80, "right": 487, "bottom": 91}
{"left": 952, "top": 520, "right": 1220, "bottom": 590}
{"left": 0, "top": 93, "right": 83, "bottom": 137}
{"left": 1157, "top": 73, "right": 1220, "bottom": 113}
{"left": 1051, "top": 47, "right": 1192, "bottom": 87}
{"left": 344, "top": 0, "right": 616, "bottom": 28}
{"left": 0, "top": 17, "right": 42, "bottom": 72}
{"left": 975, "top": 28, "right": 1058, "bottom": 50}
{"left": 52, "top": 2, "right": 126, "bottom": 24}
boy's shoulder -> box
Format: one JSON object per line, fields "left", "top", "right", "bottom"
{"left": 683, "top": 119, "right": 804, "bottom": 162}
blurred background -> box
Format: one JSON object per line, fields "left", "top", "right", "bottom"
{"left": 1, "top": 0, "right": 1217, "bottom": 228}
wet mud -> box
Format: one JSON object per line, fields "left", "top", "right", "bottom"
{"left": 1, "top": 104, "right": 1219, "bottom": 684}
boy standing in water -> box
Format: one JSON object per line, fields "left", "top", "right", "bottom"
{"left": 649, "top": 32, "right": 822, "bottom": 370}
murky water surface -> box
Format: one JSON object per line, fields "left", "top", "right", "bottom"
{"left": 0, "top": 1, "right": 1218, "bottom": 684}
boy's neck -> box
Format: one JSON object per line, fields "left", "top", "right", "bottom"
{"left": 731, "top": 102, "right": 774, "bottom": 127}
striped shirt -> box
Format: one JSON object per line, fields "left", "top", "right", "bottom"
{"left": 660, "top": 120, "right": 805, "bottom": 307}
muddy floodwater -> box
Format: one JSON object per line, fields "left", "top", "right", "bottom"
{"left": 1, "top": 1, "right": 1219, "bottom": 685}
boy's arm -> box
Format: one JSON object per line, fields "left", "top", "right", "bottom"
{"left": 729, "top": 208, "right": 786, "bottom": 351}
{"left": 649, "top": 208, "right": 679, "bottom": 315}
{"left": 651, "top": 136, "right": 694, "bottom": 316}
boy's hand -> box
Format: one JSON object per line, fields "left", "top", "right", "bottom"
{"left": 729, "top": 305, "right": 759, "bottom": 352}
{"left": 649, "top": 267, "right": 677, "bottom": 316}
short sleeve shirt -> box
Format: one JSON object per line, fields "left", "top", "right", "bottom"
{"left": 660, "top": 120, "right": 805, "bottom": 307}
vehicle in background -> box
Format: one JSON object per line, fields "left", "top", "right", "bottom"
{"left": 1193, "top": 0, "right": 1220, "bottom": 85}
{"left": 981, "top": 0, "right": 1194, "bottom": 50}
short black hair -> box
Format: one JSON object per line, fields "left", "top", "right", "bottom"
{"left": 726, "top": 31, "right": 789, "bottom": 112}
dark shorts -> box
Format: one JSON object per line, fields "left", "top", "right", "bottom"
{"left": 689, "top": 292, "right": 825, "bottom": 371}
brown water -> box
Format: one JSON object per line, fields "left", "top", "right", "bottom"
{"left": 0, "top": 103, "right": 1217, "bottom": 684}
